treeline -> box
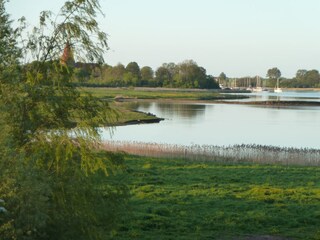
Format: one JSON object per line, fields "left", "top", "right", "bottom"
{"left": 281, "top": 69, "right": 320, "bottom": 88}
{"left": 218, "top": 67, "right": 320, "bottom": 89}
{"left": 72, "top": 60, "right": 220, "bottom": 89}
{"left": 73, "top": 62, "right": 320, "bottom": 89}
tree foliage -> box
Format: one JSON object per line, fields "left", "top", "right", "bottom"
{"left": 81, "top": 60, "right": 219, "bottom": 89}
{"left": 219, "top": 72, "right": 227, "bottom": 81}
{"left": 266, "top": 67, "right": 281, "bottom": 79}
{"left": 0, "top": 0, "right": 128, "bottom": 239}
{"left": 140, "top": 66, "right": 154, "bottom": 86}
{"left": 292, "top": 69, "right": 320, "bottom": 88}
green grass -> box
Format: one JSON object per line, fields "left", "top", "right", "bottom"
{"left": 113, "top": 155, "right": 320, "bottom": 239}
{"left": 108, "top": 102, "right": 159, "bottom": 125}
{"left": 81, "top": 87, "right": 248, "bottom": 101}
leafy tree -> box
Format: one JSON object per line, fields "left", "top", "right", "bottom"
{"left": 295, "top": 69, "right": 307, "bottom": 80}
{"left": 302, "top": 70, "right": 320, "bottom": 87}
{"left": 199, "top": 75, "right": 220, "bottom": 89}
{"left": 73, "top": 66, "right": 91, "bottom": 82}
{"left": 140, "top": 66, "right": 154, "bottom": 86}
{"left": 112, "top": 63, "right": 126, "bottom": 80}
{"left": 0, "top": 0, "right": 20, "bottom": 70}
{"left": 267, "top": 67, "right": 281, "bottom": 79}
{"left": 155, "top": 66, "right": 172, "bottom": 87}
{"left": 219, "top": 72, "right": 227, "bottom": 81}
{"left": 174, "top": 60, "right": 208, "bottom": 88}
{"left": 125, "top": 61, "right": 141, "bottom": 85}
{"left": 0, "top": 0, "right": 128, "bottom": 239}
{"left": 101, "top": 63, "right": 126, "bottom": 86}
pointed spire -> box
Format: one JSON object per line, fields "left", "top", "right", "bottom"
{"left": 60, "top": 41, "right": 75, "bottom": 66}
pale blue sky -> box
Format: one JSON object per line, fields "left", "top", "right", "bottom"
{"left": 7, "top": 0, "right": 320, "bottom": 77}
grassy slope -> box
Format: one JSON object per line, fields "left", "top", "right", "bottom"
{"left": 113, "top": 155, "right": 320, "bottom": 240}
{"left": 109, "top": 102, "right": 159, "bottom": 125}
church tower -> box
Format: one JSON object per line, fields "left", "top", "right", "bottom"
{"left": 60, "top": 41, "right": 75, "bottom": 66}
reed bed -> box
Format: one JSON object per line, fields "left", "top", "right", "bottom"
{"left": 102, "top": 141, "right": 320, "bottom": 166}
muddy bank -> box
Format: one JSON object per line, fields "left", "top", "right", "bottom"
{"left": 217, "top": 100, "right": 320, "bottom": 107}
{"left": 122, "top": 118, "right": 164, "bottom": 125}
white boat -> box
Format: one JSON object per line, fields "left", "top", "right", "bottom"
{"left": 274, "top": 87, "right": 282, "bottom": 93}
{"left": 252, "top": 76, "right": 263, "bottom": 92}
{"left": 252, "top": 87, "right": 263, "bottom": 92}
{"left": 274, "top": 78, "right": 282, "bottom": 93}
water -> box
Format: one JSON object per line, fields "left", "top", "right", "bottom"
{"left": 102, "top": 90, "right": 320, "bottom": 149}
{"left": 231, "top": 90, "right": 320, "bottom": 102}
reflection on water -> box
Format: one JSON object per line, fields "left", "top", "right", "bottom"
{"left": 125, "top": 102, "right": 208, "bottom": 120}
{"left": 104, "top": 91, "right": 320, "bottom": 149}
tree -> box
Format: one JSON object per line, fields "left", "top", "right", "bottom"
{"left": 125, "top": 61, "right": 141, "bottom": 86}
{"left": 155, "top": 66, "right": 170, "bottom": 87}
{"left": 303, "top": 70, "right": 320, "bottom": 87}
{"left": 174, "top": 60, "right": 208, "bottom": 88}
{"left": 267, "top": 67, "right": 281, "bottom": 79}
{"left": 296, "top": 69, "right": 307, "bottom": 80}
{"left": 219, "top": 72, "right": 227, "bottom": 81}
{"left": 199, "top": 75, "right": 220, "bottom": 89}
{"left": 0, "top": 1, "right": 128, "bottom": 239}
{"left": 140, "top": 66, "right": 154, "bottom": 86}
{"left": 155, "top": 63, "right": 176, "bottom": 87}
{"left": 0, "top": 1, "right": 17, "bottom": 62}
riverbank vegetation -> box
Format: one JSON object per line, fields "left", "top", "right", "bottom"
{"left": 111, "top": 154, "right": 320, "bottom": 239}
{"left": 103, "top": 141, "right": 320, "bottom": 166}
{"left": 83, "top": 87, "right": 249, "bottom": 101}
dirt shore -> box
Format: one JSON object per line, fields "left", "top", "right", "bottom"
{"left": 116, "top": 97, "right": 320, "bottom": 107}
{"left": 217, "top": 100, "right": 320, "bottom": 107}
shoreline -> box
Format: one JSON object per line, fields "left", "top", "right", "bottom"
{"left": 115, "top": 97, "right": 320, "bottom": 106}
{"left": 112, "top": 99, "right": 320, "bottom": 127}
{"left": 216, "top": 100, "right": 320, "bottom": 107}
{"left": 109, "top": 89, "right": 320, "bottom": 126}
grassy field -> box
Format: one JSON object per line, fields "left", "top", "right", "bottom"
{"left": 112, "top": 155, "right": 320, "bottom": 240}
{"left": 82, "top": 87, "right": 248, "bottom": 101}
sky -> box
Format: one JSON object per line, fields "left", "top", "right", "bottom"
{"left": 6, "top": 0, "right": 320, "bottom": 78}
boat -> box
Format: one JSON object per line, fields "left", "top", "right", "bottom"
{"left": 252, "top": 87, "right": 263, "bottom": 92}
{"left": 252, "top": 76, "right": 263, "bottom": 92}
{"left": 274, "top": 78, "right": 282, "bottom": 93}
{"left": 274, "top": 88, "right": 282, "bottom": 93}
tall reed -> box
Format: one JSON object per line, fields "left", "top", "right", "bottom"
{"left": 102, "top": 141, "right": 320, "bottom": 166}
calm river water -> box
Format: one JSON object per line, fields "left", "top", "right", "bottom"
{"left": 102, "top": 91, "right": 320, "bottom": 149}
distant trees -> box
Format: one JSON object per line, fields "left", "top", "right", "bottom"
{"left": 278, "top": 69, "right": 320, "bottom": 88}
{"left": 125, "top": 61, "right": 141, "bottom": 86}
{"left": 73, "top": 60, "right": 220, "bottom": 89}
{"left": 219, "top": 72, "right": 227, "bottom": 81}
{"left": 295, "top": 69, "right": 307, "bottom": 80}
{"left": 140, "top": 66, "right": 154, "bottom": 86}
{"left": 70, "top": 62, "right": 320, "bottom": 89}
{"left": 267, "top": 67, "right": 281, "bottom": 79}
{"left": 155, "top": 63, "right": 176, "bottom": 87}
{"left": 291, "top": 69, "right": 320, "bottom": 88}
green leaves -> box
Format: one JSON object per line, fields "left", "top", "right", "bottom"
{"left": 0, "top": 1, "right": 128, "bottom": 239}
{"left": 266, "top": 67, "right": 281, "bottom": 79}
